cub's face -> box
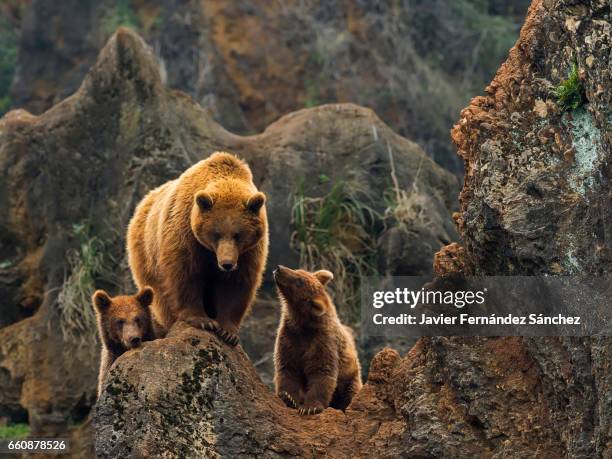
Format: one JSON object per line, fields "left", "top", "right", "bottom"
{"left": 273, "top": 265, "right": 334, "bottom": 319}
{"left": 190, "top": 190, "right": 266, "bottom": 272}
{"left": 92, "top": 287, "right": 154, "bottom": 350}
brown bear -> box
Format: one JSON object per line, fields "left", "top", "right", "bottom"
{"left": 92, "top": 287, "right": 157, "bottom": 397}
{"left": 127, "top": 152, "right": 268, "bottom": 346}
{"left": 273, "top": 265, "right": 362, "bottom": 415}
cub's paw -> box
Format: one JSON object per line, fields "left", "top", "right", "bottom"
{"left": 279, "top": 391, "right": 298, "bottom": 409}
{"left": 298, "top": 405, "right": 323, "bottom": 416}
{"left": 216, "top": 327, "right": 239, "bottom": 346}
{"left": 181, "top": 316, "right": 219, "bottom": 333}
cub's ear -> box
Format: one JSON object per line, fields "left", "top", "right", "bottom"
{"left": 92, "top": 290, "right": 112, "bottom": 313}
{"left": 246, "top": 192, "right": 266, "bottom": 213}
{"left": 311, "top": 298, "right": 327, "bottom": 317}
{"left": 195, "top": 191, "right": 214, "bottom": 211}
{"left": 136, "top": 286, "right": 154, "bottom": 308}
{"left": 313, "top": 270, "right": 334, "bottom": 285}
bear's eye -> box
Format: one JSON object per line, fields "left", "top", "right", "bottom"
{"left": 134, "top": 317, "right": 141, "bottom": 326}
{"left": 115, "top": 319, "right": 125, "bottom": 327}
{"left": 233, "top": 232, "right": 241, "bottom": 242}
{"left": 212, "top": 231, "right": 221, "bottom": 241}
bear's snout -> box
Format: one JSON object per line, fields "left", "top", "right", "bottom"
{"left": 216, "top": 239, "right": 239, "bottom": 272}
{"left": 219, "top": 262, "right": 237, "bottom": 272}
{"left": 273, "top": 265, "right": 295, "bottom": 286}
{"left": 121, "top": 322, "right": 144, "bottom": 349}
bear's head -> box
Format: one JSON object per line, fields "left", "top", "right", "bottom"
{"left": 190, "top": 183, "right": 266, "bottom": 272}
{"left": 273, "top": 265, "right": 335, "bottom": 323}
{"left": 92, "top": 287, "right": 154, "bottom": 350}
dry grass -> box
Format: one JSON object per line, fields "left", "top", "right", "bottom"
{"left": 56, "top": 223, "right": 119, "bottom": 346}
{"left": 383, "top": 141, "right": 433, "bottom": 230}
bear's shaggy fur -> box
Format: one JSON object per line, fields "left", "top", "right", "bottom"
{"left": 92, "top": 287, "right": 157, "bottom": 397}
{"left": 273, "top": 266, "right": 362, "bottom": 415}
{"left": 127, "top": 152, "right": 268, "bottom": 345}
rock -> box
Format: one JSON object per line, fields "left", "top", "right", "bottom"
{"left": 9, "top": 1, "right": 531, "bottom": 174}
{"left": 451, "top": 0, "right": 611, "bottom": 275}
{"left": 435, "top": 0, "right": 611, "bottom": 456}
{"left": 0, "top": 27, "right": 457, "bottom": 439}
{"left": 433, "top": 242, "right": 467, "bottom": 277}
{"left": 95, "top": 324, "right": 606, "bottom": 457}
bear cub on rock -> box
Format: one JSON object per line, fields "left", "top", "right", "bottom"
{"left": 273, "top": 266, "right": 362, "bottom": 415}
{"left": 92, "top": 287, "right": 158, "bottom": 397}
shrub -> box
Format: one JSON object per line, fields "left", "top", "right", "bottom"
{"left": 0, "top": 423, "right": 29, "bottom": 440}
{"left": 555, "top": 63, "right": 585, "bottom": 111}
{"left": 290, "top": 180, "right": 380, "bottom": 322}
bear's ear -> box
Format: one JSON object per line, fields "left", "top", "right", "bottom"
{"left": 246, "top": 192, "right": 266, "bottom": 213}
{"left": 136, "top": 286, "right": 154, "bottom": 308}
{"left": 313, "top": 270, "right": 334, "bottom": 285}
{"left": 92, "top": 290, "right": 112, "bottom": 313}
{"left": 195, "top": 191, "right": 214, "bottom": 211}
{"left": 311, "top": 297, "right": 327, "bottom": 317}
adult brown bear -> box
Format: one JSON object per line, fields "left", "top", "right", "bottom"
{"left": 127, "top": 152, "right": 268, "bottom": 345}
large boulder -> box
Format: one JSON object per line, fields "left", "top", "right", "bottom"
{"left": 0, "top": 27, "right": 457, "bottom": 440}
{"left": 95, "top": 323, "right": 592, "bottom": 458}
{"left": 95, "top": 321, "right": 611, "bottom": 458}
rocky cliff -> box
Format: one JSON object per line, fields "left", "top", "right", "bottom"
{"left": 95, "top": 0, "right": 611, "bottom": 457}
{"left": 451, "top": 0, "right": 611, "bottom": 275}
{"left": 0, "top": 27, "right": 457, "bottom": 448}
{"left": 6, "top": 0, "right": 530, "bottom": 174}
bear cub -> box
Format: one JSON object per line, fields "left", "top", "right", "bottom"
{"left": 273, "top": 266, "right": 362, "bottom": 415}
{"left": 92, "top": 286, "right": 158, "bottom": 397}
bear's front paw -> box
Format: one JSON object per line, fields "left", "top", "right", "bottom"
{"left": 216, "top": 327, "right": 239, "bottom": 346}
{"left": 279, "top": 391, "right": 298, "bottom": 409}
{"left": 297, "top": 405, "right": 323, "bottom": 416}
{"left": 181, "top": 316, "right": 219, "bottom": 333}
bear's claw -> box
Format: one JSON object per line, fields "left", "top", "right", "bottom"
{"left": 216, "top": 327, "right": 239, "bottom": 346}
{"left": 298, "top": 406, "right": 322, "bottom": 416}
{"left": 279, "top": 391, "right": 298, "bottom": 409}
{"left": 182, "top": 316, "right": 219, "bottom": 332}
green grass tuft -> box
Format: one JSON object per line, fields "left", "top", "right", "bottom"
{"left": 0, "top": 16, "right": 18, "bottom": 116}
{"left": 555, "top": 63, "right": 585, "bottom": 111}
{"left": 303, "top": 79, "right": 321, "bottom": 108}
{"left": 290, "top": 179, "right": 380, "bottom": 322}
{"left": 0, "top": 423, "right": 30, "bottom": 440}
{"left": 101, "top": 0, "right": 140, "bottom": 35}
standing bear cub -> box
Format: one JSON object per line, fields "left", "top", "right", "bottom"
{"left": 273, "top": 266, "right": 362, "bottom": 415}
{"left": 92, "top": 287, "right": 157, "bottom": 397}
{"left": 127, "top": 152, "right": 268, "bottom": 346}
